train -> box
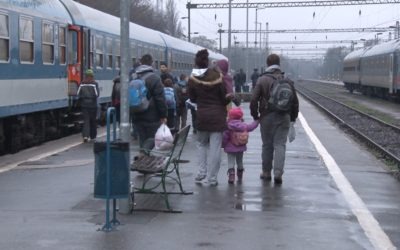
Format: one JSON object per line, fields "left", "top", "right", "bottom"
{"left": 342, "top": 39, "right": 400, "bottom": 99}
{"left": 0, "top": 0, "right": 227, "bottom": 155}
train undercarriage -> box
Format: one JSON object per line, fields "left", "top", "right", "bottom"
{"left": 344, "top": 82, "right": 400, "bottom": 101}
{"left": 0, "top": 107, "right": 84, "bottom": 156}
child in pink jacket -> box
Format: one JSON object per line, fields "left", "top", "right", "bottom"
{"left": 222, "top": 107, "right": 259, "bottom": 184}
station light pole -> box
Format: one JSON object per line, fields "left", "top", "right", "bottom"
{"left": 181, "top": 16, "right": 190, "bottom": 42}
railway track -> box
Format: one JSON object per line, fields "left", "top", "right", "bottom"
{"left": 296, "top": 81, "right": 400, "bottom": 170}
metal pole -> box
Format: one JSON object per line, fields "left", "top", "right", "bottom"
{"left": 228, "top": 0, "right": 232, "bottom": 60}
{"left": 188, "top": 4, "right": 191, "bottom": 42}
{"left": 259, "top": 23, "right": 262, "bottom": 50}
{"left": 246, "top": 0, "right": 249, "bottom": 82}
{"left": 255, "top": 9, "right": 258, "bottom": 47}
{"left": 119, "top": 0, "right": 131, "bottom": 214}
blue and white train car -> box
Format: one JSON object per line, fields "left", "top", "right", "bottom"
{"left": 0, "top": 0, "right": 227, "bottom": 154}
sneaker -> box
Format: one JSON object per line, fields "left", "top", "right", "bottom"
{"left": 194, "top": 174, "right": 206, "bottom": 182}
{"left": 260, "top": 171, "right": 272, "bottom": 181}
{"left": 208, "top": 180, "right": 218, "bottom": 186}
{"left": 227, "top": 169, "right": 235, "bottom": 184}
{"left": 274, "top": 176, "right": 283, "bottom": 185}
{"left": 237, "top": 169, "right": 244, "bottom": 182}
{"left": 83, "top": 137, "right": 88, "bottom": 143}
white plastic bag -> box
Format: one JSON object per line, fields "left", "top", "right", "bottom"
{"left": 155, "top": 124, "right": 174, "bottom": 150}
{"left": 288, "top": 122, "right": 296, "bottom": 143}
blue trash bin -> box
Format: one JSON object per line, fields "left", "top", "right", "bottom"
{"left": 93, "top": 141, "right": 130, "bottom": 199}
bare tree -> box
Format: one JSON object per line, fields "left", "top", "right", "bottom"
{"left": 191, "top": 35, "right": 218, "bottom": 51}
{"left": 164, "top": 0, "right": 183, "bottom": 37}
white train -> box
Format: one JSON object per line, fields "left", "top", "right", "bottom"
{"left": 0, "top": 0, "right": 227, "bottom": 154}
{"left": 342, "top": 40, "right": 400, "bottom": 99}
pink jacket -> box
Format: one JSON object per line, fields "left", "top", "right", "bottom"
{"left": 222, "top": 119, "right": 259, "bottom": 153}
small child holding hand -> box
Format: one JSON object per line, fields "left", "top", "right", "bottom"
{"left": 222, "top": 107, "right": 259, "bottom": 184}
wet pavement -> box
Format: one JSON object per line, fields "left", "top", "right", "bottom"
{"left": 0, "top": 96, "right": 399, "bottom": 250}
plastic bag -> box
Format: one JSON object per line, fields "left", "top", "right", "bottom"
{"left": 288, "top": 122, "right": 296, "bottom": 143}
{"left": 155, "top": 123, "right": 174, "bottom": 150}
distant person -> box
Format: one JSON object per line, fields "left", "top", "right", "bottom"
{"left": 250, "top": 53, "right": 299, "bottom": 185}
{"left": 222, "top": 107, "right": 259, "bottom": 184}
{"left": 216, "top": 59, "right": 240, "bottom": 107}
{"left": 77, "top": 69, "right": 99, "bottom": 142}
{"left": 111, "top": 71, "right": 121, "bottom": 124}
{"left": 251, "top": 68, "right": 259, "bottom": 90}
{"left": 160, "top": 62, "right": 175, "bottom": 84}
{"left": 163, "top": 78, "right": 177, "bottom": 132}
{"left": 176, "top": 73, "right": 189, "bottom": 130}
{"left": 131, "top": 54, "right": 167, "bottom": 149}
{"left": 188, "top": 49, "right": 230, "bottom": 186}
{"left": 234, "top": 68, "right": 246, "bottom": 93}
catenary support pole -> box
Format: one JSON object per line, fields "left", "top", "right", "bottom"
{"left": 119, "top": 0, "right": 131, "bottom": 214}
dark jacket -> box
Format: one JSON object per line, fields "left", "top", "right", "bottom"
{"left": 111, "top": 76, "right": 121, "bottom": 106}
{"left": 250, "top": 65, "right": 299, "bottom": 122}
{"left": 77, "top": 80, "right": 99, "bottom": 108}
{"left": 188, "top": 68, "right": 229, "bottom": 132}
{"left": 131, "top": 65, "right": 167, "bottom": 123}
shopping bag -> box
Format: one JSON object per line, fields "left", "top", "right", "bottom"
{"left": 288, "top": 122, "right": 296, "bottom": 143}
{"left": 155, "top": 123, "right": 174, "bottom": 150}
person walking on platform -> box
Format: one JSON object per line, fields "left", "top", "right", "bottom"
{"left": 111, "top": 71, "right": 121, "bottom": 124}
{"left": 131, "top": 54, "right": 167, "bottom": 149}
{"left": 216, "top": 59, "right": 241, "bottom": 107}
{"left": 188, "top": 49, "right": 230, "bottom": 186}
{"left": 176, "top": 74, "right": 189, "bottom": 130}
{"left": 222, "top": 107, "right": 259, "bottom": 184}
{"left": 234, "top": 68, "right": 246, "bottom": 93}
{"left": 251, "top": 68, "right": 259, "bottom": 90}
{"left": 250, "top": 54, "right": 299, "bottom": 184}
{"left": 77, "top": 69, "right": 99, "bottom": 143}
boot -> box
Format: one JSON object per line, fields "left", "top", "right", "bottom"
{"left": 227, "top": 168, "right": 235, "bottom": 184}
{"left": 237, "top": 169, "right": 244, "bottom": 182}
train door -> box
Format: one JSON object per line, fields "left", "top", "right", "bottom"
{"left": 67, "top": 24, "right": 83, "bottom": 97}
{"left": 394, "top": 52, "right": 400, "bottom": 94}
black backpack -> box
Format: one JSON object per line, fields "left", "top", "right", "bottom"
{"left": 266, "top": 75, "right": 294, "bottom": 112}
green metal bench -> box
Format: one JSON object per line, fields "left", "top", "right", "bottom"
{"left": 130, "top": 125, "right": 193, "bottom": 212}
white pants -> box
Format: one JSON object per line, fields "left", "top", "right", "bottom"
{"left": 196, "top": 131, "right": 223, "bottom": 182}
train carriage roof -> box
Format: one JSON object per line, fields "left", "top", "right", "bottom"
{"left": 362, "top": 39, "right": 400, "bottom": 57}
{"left": 159, "top": 32, "right": 228, "bottom": 61}
{"left": 343, "top": 47, "right": 369, "bottom": 61}
{"left": 0, "top": 0, "right": 72, "bottom": 23}
{"left": 60, "top": 0, "right": 165, "bottom": 47}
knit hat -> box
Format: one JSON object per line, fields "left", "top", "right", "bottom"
{"left": 216, "top": 59, "right": 229, "bottom": 75}
{"left": 85, "top": 69, "right": 94, "bottom": 77}
{"left": 228, "top": 107, "right": 243, "bottom": 120}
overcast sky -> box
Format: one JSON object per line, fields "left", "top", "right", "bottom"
{"left": 168, "top": 0, "right": 400, "bottom": 58}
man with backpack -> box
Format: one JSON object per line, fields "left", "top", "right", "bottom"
{"left": 250, "top": 54, "right": 299, "bottom": 185}
{"left": 130, "top": 54, "right": 168, "bottom": 149}
{"left": 77, "top": 69, "right": 99, "bottom": 142}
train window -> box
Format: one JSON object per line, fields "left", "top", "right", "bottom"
{"left": 19, "top": 17, "right": 34, "bottom": 63}
{"left": 95, "top": 35, "right": 103, "bottom": 68}
{"left": 115, "top": 39, "right": 120, "bottom": 69}
{"left": 106, "top": 38, "right": 112, "bottom": 68}
{"left": 59, "top": 26, "right": 66, "bottom": 65}
{"left": 42, "top": 22, "right": 54, "bottom": 64}
{"left": 0, "top": 13, "right": 9, "bottom": 62}
{"left": 89, "top": 35, "right": 94, "bottom": 67}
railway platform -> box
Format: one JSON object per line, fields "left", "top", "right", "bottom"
{"left": 0, "top": 96, "right": 399, "bottom": 250}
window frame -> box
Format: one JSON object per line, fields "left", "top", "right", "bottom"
{"left": 19, "top": 15, "right": 34, "bottom": 64}
{"left": 0, "top": 12, "right": 10, "bottom": 63}
{"left": 58, "top": 25, "right": 66, "bottom": 65}
{"left": 42, "top": 20, "right": 55, "bottom": 65}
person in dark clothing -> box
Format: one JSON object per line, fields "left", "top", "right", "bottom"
{"left": 131, "top": 54, "right": 168, "bottom": 149}
{"left": 251, "top": 68, "right": 259, "bottom": 90}
{"left": 234, "top": 68, "right": 246, "bottom": 93}
{"left": 111, "top": 73, "right": 121, "bottom": 124}
{"left": 77, "top": 69, "right": 99, "bottom": 142}
{"left": 188, "top": 49, "right": 230, "bottom": 186}
{"left": 160, "top": 62, "right": 175, "bottom": 84}
{"left": 250, "top": 54, "right": 299, "bottom": 185}
{"left": 176, "top": 73, "right": 189, "bottom": 130}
